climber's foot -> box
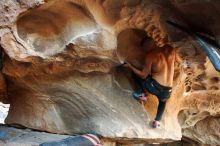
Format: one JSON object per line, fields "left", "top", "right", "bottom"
{"left": 132, "top": 91, "right": 147, "bottom": 101}
{"left": 152, "top": 120, "right": 160, "bottom": 128}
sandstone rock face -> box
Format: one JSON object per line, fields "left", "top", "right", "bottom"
{"left": 0, "top": 125, "right": 194, "bottom": 146}
{"left": 0, "top": 125, "right": 70, "bottom": 146}
{"left": 179, "top": 60, "right": 220, "bottom": 146}
{"left": 0, "top": 0, "right": 220, "bottom": 145}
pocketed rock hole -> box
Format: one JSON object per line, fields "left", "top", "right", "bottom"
{"left": 209, "top": 77, "right": 219, "bottom": 83}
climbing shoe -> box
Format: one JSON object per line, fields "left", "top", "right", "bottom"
{"left": 152, "top": 120, "right": 160, "bottom": 128}
{"left": 132, "top": 91, "right": 147, "bottom": 101}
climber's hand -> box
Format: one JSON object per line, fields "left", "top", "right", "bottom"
{"left": 123, "top": 62, "right": 131, "bottom": 68}
{"left": 152, "top": 120, "right": 160, "bottom": 128}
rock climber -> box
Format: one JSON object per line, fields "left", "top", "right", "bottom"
{"left": 124, "top": 41, "right": 182, "bottom": 128}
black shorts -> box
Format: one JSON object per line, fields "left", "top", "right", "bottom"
{"left": 142, "top": 76, "right": 172, "bottom": 101}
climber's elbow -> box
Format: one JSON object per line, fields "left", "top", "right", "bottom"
{"left": 140, "top": 73, "right": 148, "bottom": 79}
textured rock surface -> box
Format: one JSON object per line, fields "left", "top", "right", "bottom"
{"left": 0, "top": 0, "right": 220, "bottom": 145}
{"left": 0, "top": 125, "right": 70, "bottom": 146}
{"left": 0, "top": 125, "right": 195, "bottom": 146}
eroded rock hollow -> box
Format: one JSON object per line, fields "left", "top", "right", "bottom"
{"left": 0, "top": 0, "right": 220, "bottom": 145}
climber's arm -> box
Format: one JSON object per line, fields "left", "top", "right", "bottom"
{"left": 175, "top": 51, "right": 182, "bottom": 64}
{"left": 124, "top": 61, "right": 152, "bottom": 79}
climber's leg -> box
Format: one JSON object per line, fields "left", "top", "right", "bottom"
{"left": 142, "top": 76, "right": 172, "bottom": 128}
{"left": 152, "top": 100, "right": 166, "bottom": 128}
{"left": 131, "top": 72, "right": 146, "bottom": 100}
{"left": 153, "top": 86, "right": 172, "bottom": 128}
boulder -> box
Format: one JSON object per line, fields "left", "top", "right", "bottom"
{"left": 0, "top": 0, "right": 219, "bottom": 145}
